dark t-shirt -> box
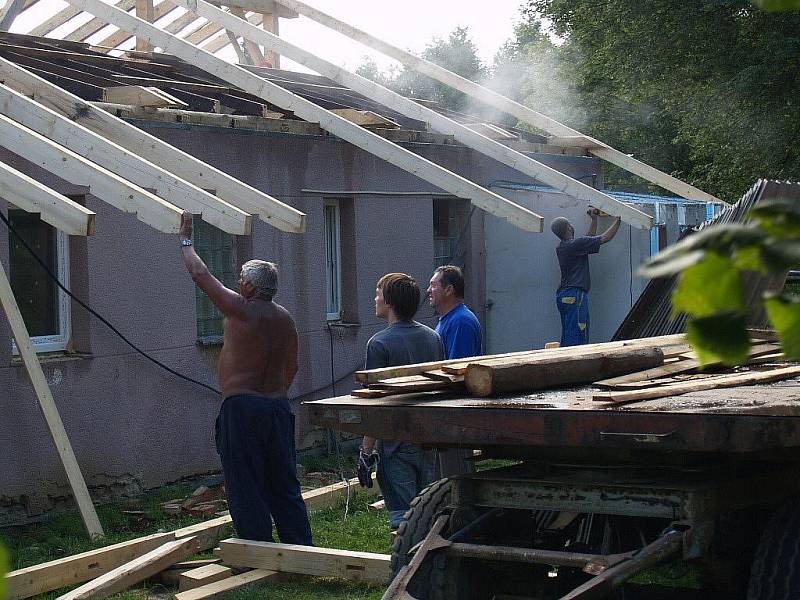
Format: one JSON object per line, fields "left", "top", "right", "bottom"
{"left": 365, "top": 320, "right": 444, "bottom": 455}
{"left": 556, "top": 235, "right": 602, "bottom": 293}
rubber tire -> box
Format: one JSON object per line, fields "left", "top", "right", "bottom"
{"left": 390, "top": 478, "right": 453, "bottom": 578}
{"left": 747, "top": 498, "right": 800, "bottom": 600}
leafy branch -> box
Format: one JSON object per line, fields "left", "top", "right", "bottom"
{"left": 640, "top": 193, "right": 800, "bottom": 364}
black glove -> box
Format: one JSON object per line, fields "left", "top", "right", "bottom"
{"left": 357, "top": 446, "right": 378, "bottom": 488}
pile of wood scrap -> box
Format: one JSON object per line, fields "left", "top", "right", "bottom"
{"left": 352, "top": 333, "right": 793, "bottom": 404}
{"left": 5, "top": 477, "right": 381, "bottom": 600}
{"left": 161, "top": 485, "right": 227, "bottom": 518}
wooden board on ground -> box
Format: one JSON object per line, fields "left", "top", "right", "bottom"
{"left": 368, "top": 499, "right": 385, "bottom": 511}
{"left": 56, "top": 536, "right": 198, "bottom": 600}
{"left": 156, "top": 559, "right": 222, "bottom": 585}
{"left": 5, "top": 532, "right": 174, "bottom": 600}
{"left": 178, "top": 563, "right": 232, "bottom": 591}
{"left": 219, "top": 539, "right": 390, "bottom": 583}
{"left": 173, "top": 569, "right": 278, "bottom": 600}
{"left": 593, "top": 365, "right": 800, "bottom": 405}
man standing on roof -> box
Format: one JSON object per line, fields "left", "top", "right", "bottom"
{"left": 551, "top": 208, "right": 621, "bottom": 347}
{"left": 357, "top": 273, "right": 443, "bottom": 530}
{"left": 179, "top": 211, "right": 312, "bottom": 546}
{"left": 427, "top": 265, "right": 481, "bottom": 477}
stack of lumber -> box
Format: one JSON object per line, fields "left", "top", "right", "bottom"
{"left": 352, "top": 333, "right": 793, "bottom": 405}
{"left": 5, "top": 476, "right": 382, "bottom": 600}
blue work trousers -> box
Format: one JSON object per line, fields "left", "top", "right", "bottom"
{"left": 377, "top": 443, "right": 434, "bottom": 528}
{"left": 216, "top": 394, "right": 313, "bottom": 545}
{"left": 556, "top": 287, "right": 590, "bottom": 346}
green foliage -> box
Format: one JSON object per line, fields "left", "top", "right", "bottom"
{"left": 0, "top": 543, "right": 8, "bottom": 600}
{"left": 752, "top": 0, "right": 800, "bottom": 10}
{"left": 672, "top": 252, "right": 745, "bottom": 317}
{"left": 765, "top": 296, "right": 800, "bottom": 356}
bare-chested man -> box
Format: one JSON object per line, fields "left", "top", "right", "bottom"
{"left": 179, "top": 211, "right": 312, "bottom": 545}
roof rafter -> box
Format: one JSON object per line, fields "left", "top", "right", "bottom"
{"left": 63, "top": 0, "right": 544, "bottom": 232}
{"left": 0, "top": 55, "right": 306, "bottom": 232}
{"left": 0, "top": 158, "right": 96, "bottom": 235}
{"left": 176, "top": 0, "right": 651, "bottom": 229}
{"left": 63, "top": 0, "right": 134, "bottom": 41}
{"left": 0, "top": 110, "right": 185, "bottom": 232}
{"left": 272, "top": 0, "right": 722, "bottom": 205}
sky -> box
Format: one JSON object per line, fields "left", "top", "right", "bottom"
{"left": 8, "top": 0, "right": 526, "bottom": 75}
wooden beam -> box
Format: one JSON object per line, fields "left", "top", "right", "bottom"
{"left": 207, "top": 0, "right": 296, "bottom": 18}
{"left": 200, "top": 11, "right": 260, "bottom": 54}
{"left": 0, "top": 159, "right": 96, "bottom": 235}
{"left": 0, "top": 84, "right": 251, "bottom": 234}
{"left": 229, "top": 7, "right": 261, "bottom": 62}
{"left": 134, "top": 0, "right": 153, "bottom": 50}
{"left": 272, "top": 0, "right": 722, "bottom": 205}
{"left": 27, "top": 5, "right": 83, "bottom": 36}
{"left": 0, "top": 111, "right": 184, "bottom": 232}
{"left": 173, "top": 569, "right": 278, "bottom": 600}
{"left": 64, "top": 0, "right": 135, "bottom": 41}
{"left": 224, "top": 29, "right": 248, "bottom": 63}
{"left": 169, "top": 0, "right": 650, "bottom": 228}
{"left": 178, "top": 564, "right": 232, "bottom": 591}
{"left": 5, "top": 533, "right": 174, "bottom": 600}
{"left": 0, "top": 258, "right": 103, "bottom": 539}
{"left": 0, "top": 0, "right": 28, "bottom": 30}
{"left": 219, "top": 539, "right": 390, "bottom": 583}
{"left": 593, "top": 365, "right": 800, "bottom": 406}
{"left": 67, "top": 0, "right": 545, "bottom": 233}
{"left": 0, "top": 57, "right": 304, "bottom": 232}
{"left": 55, "top": 537, "right": 199, "bottom": 600}
{"left": 103, "top": 85, "right": 188, "bottom": 107}
{"left": 95, "top": 0, "right": 179, "bottom": 49}
{"left": 547, "top": 135, "right": 604, "bottom": 149}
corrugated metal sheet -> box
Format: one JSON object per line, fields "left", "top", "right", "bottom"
{"left": 613, "top": 180, "right": 799, "bottom": 340}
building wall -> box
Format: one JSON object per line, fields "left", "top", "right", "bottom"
{"left": 0, "top": 125, "right": 597, "bottom": 521}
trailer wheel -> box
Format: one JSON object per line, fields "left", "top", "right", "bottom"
{"left": 390, "top": 478, "right": 453, "bottom": 578}
{"left": 747, "top": 498, "right": 800, "bottom": 600}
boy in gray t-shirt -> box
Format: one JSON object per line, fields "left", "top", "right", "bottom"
{"left": 357, "top": 273, "right": 443, "bottom": 530}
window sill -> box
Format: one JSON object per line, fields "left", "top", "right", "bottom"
{"left": 10, "top": 351, "right": 91, "bottom": 366}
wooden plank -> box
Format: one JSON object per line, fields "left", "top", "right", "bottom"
{"left": 271, "top": 0, "right": 722, "bottom": 205}
{"left": 0, "top": 55, "right": 305, "bottom": 232}
{"left": 302, "top": 476, "right": 379, "bottom": 511}
{"left": 172, "top": 514, "right": 234, "bottom": 552}
{"left": 64, "top": 0, "right": 545, "bottom": 233}
{"left": 0, "top": 82, "right": 251, "bottom": 235}
{"left": 200, "top": 11, "right": 261, "bottom": 54}
{"left": 173, "top": 569, "right": 278, "bottom": 600}
{"left": 0, "top": 107, "right": 185, "bottom": 232}
{"left": 547, "top": 135, "right": 604, "bottom": 149}
{"left": 371, "top": 378, "right": 456, "bottom": 393}
{"left": 56, "top": 537, "right": 198, "bottom": 600}
{"left": 169, "top": 0, "right": 651, "bottom": 229}
{"left": 95, "top": 0, "right": 179, "bottom": 49}
{"left": 331, "top": 108, "right": 399, "bottom": 128}
{"left": 5, "top": 533, "right": 173, "bottom": 600}
{"left": 0, "top": 159, "right": 96, "bottom": 235}
{"left": 218, "top": 539, "right": 390, "bottom": 583}
{"left": 368, "top": 499, "right": 385, "bottom": 511}
{"left": 0, "top": 0, "right": 28, "bottom": 30}
{"left": 103, "top": 85, "right": 186, "bottom": 107}
{"left": 64, "top": 0, "right": 136, "bottom": 42}
{"left": 228, "top": 7, "right": 262, "bottom": 62}
{"left": 206, "top": 0, "right": 297, "bottom": 18}
{"left": 0, "top": 259, "right": 103, "bottom": 540}
{"left": 27, "top": 5, "right": 83, "bottom": 36}
{"left": 593, "top": 365, "right": 800, "bottom": 405}
{"left": 465, "top": 347, "right": 665, "bottom": 397}
{"left": 178, "top": 563, "right": 232, "bottom": 591}
{"left": 355, "top": 335, "right": 687, "bottom": 384}
{"left": 595, "top": 342, "right": 780, "bottom": 388}
{"left": 134, "top": 0, "right": 154, "bottom": 50}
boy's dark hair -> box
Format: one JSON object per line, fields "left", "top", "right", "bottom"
{"left": 435, "top": 265, "right": 465, "bottom": 298}
{"left": 377, "top": 272, "right": 420, "bottom": 321}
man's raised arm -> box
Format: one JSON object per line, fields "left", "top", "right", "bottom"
{"left": 586, "top": 208, "right": 599, "bottom": 236}
{"left": 180, "top": 211, "right": 243, "bottom": 316}
{"left": 601, "top": 217, "right": 622, "bottom": 244}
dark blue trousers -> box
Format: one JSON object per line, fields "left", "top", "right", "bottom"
{"left": 556, "top": 287, "right": 590, "bottom": 346}
{"left": 216, "top": 394, "right": 313, "bottom": 545}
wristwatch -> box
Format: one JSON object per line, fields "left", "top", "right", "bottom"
{"left": 181, "top": 239, "right": 193, "bottom": 247}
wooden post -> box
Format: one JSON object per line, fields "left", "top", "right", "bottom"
{"left": 260, "top": 11, "right": 277, "bottom": 67}
{"left": 0, "top": 257, "right": 103, "bottom": 538}
{"left": 135, "top": 0, "right": 154, "bottom": 51}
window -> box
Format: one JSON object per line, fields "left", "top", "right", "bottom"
{"left": 9, "top": 209, "right": 70, "bottom": 352}
{"left": 433, "top": 198, "right": 465, "bottom": 269}
{"left": 194, "top": 220, "right": 238, "bottom": 341}
{"left": 324, "top": 201, "right": 342, "bottom": 320}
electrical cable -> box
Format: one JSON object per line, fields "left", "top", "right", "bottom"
{"left": 629, "top": 224, "right": 634, "bottom": 307}
{"left": 0, "top": 210, "right": 221, "bottom": 396}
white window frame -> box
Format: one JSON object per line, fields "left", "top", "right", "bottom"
{"left": 11, "top": 224, "right": 71, "bottom": 354}
{"left": 324, "top": 200, "right": 342, "bottom": 321}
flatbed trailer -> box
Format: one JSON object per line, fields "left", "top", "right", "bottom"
{"left": 307, "top": 374, "right": 800, "bottom": 599}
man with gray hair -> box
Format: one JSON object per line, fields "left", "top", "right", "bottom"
{"left": 179, "top": 211, "right": 312, "bottom": 546}
{"left": 551, "top": 209, "right": 621, "bottom": 346}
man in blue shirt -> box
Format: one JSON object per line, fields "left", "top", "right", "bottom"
{"left": 427, "top": 265, "right": 481, "bottom": 477}
{"left": 551, "top": 209, "right": 621, "bottom": 346}
{"left": 427, "top": 265, "right": 482, "bottom": 360}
